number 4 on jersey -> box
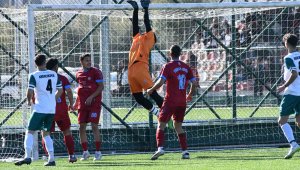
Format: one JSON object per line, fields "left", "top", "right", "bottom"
{"left": 46, "top": 79, "right": 53, "bottom": 94}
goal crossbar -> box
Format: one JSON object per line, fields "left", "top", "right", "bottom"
{"left": 28, "top": 1, "right": 300, "bottom": 11}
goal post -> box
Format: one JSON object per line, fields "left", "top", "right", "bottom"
{"left": 2, "top": 1, "right": 300, "bottom": 161}
{"left": 28, "top": 2, "right": 300, "bottom": 10}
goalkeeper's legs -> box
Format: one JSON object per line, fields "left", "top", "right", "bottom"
{"left": 133, "top": 92, "right": 159, "bottom": 116}
{"left": 150, "top": 90, "right": 163, "bottom": 108}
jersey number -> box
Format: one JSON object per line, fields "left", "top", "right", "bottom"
{"left": 46, "top": 79, "right": 53, "bottom": 94}
{"left": 177, "top": 74, "right": 186, "bottom": 90}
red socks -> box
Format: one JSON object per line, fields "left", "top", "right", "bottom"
{"left": 95, "top": 141, "right": 101, "bottom": 151}
{"left": 156, "top": 129, "right": 165, "bottom": 147}
{"left": 64, "top": 135, "right": 75, "bottom": 155}
{"left": 81, "top": 141, "right": 88, "bottom": 151}
{"left": 178, "top": 133, "right": 187, "bottom": 150}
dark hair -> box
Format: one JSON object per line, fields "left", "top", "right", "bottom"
{"left": 35, "top": 54, "right": 46, "bottom": 66}
{"left": 46, "top": 58, "right": 59, "bottom": 70}
{"left": 170, "top": 45, "right": 181, "bottom": 57}
{"left": 80, "top": 53, "right": 91, "bottom": 61}
{"left": 283, "top": 33, "right": 298, "bottom": 47}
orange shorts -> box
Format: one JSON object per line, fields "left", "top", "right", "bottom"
{"left": 128, "top": 62, "right": 154, "bottom": 93}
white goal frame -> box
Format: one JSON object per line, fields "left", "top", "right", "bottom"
{"left": 27, "top": 1, "right": 300, "bottom": 72}
{"left": 24, "top": 1, "right": 300, "bottom": 160}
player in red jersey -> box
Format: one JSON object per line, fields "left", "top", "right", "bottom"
{"left": 147, "top": 45, "right": 197, "bottom": 160}
{"left": 74, "top": 53, "right": 104, "bottom": 161}
{"left": 43, "top": 58, "right": 77, "bottom": 163}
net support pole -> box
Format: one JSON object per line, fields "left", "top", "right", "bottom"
{"left": 20, "top": 20, "right": 28, "bottom": 131}
{"left": 100, "top": 0, "right": 112, "bottom": 128}
{"left": 27, "top": 5, "right": 39, "bottom": 160}
{"left": 89, "top": 15, "right": 95, "bottom": 65}
{"left": 231, "top": 0, "right": 237, "bottom": 119}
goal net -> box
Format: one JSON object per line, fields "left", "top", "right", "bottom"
{"left": 1, "top": 1, "right": 300, "bottom": 160}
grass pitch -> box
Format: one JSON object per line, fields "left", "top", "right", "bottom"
{"left": 1, "top": 148, "right": 299, "bottom": 170}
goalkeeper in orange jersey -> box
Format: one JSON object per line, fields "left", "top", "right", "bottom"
{"left": 127, "top": 0, "right": 163, "bottom": 116}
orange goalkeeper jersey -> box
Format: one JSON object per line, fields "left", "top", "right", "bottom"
{"left": 128, "top": 31, "right": 155, "bottom": 68}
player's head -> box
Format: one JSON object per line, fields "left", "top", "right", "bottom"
{"left": 283, "top": 33, "right": 298, "bottom": 49}
{"left": 46, "top": 58, "right": 59, "bottom": 72}
{"left": 80, "top": 53, "right": 92, "bottom": 69}
{"left": 34, "top": 54, "right": 46, "bottom": 68}
{"left": 170, "top": 45, "right": 181, "bottom": 59}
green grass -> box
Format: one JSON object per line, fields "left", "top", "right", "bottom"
{"left": 2, "top": 148, "right": 300, "bottom": 170}
{"left": 0, "top": 107, "right": 280, "bottom": 126}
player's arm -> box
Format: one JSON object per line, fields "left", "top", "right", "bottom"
{"left": 187, "top": 78, "right": 197, "bottom": 102}
{"left": 277, "top": 58, "right": 298, "bottom": 93}
{"left": 187, "top": 67, "right": 197, "bottom": 102}
{"left": 55, "top": 77, "right": 63, "bottom": 100}
{"left": 147, "top": 67, "right": 166, "bottom": 95}
{"left": 85, "top": 82, "right": 104, "bottom": 106}
{"left": 27, "top": 74, "right": 36, "bottom": 106}
{"left": 26, "top": 89, "right": 34, "bottom": 106}
{"left": 146, "top": 78, "right": 165, "bottom": 96}
{"left": 147, "top": 65, "right": 167, "bottom": 95}
{"left": 85, "top": 70, "right": 104, "bottom": 106}
{"left": 65, "top": 84, "right": 74, "bottom": 111}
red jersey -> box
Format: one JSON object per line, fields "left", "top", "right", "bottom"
{"left": 75, "top": 67, "right": 103, "bottom": 109}
{"left": 160, "top": 60, "right": 195, "bottom": 106}
{"left": 55, "top": 74, "right": 70, "bottom": 117}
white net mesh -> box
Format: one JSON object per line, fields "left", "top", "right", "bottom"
{"left": 1, "top": 1, "right": 300, "bottom": 160}
{"left": 0, "top": 8, "right": 29, "bottom": 160}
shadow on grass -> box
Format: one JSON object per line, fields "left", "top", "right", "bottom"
{"left": 195, "top": 155, "right": 290, "bottom": 160}
{"left": 62, "top": 160, "right": 184, "bottom": 167}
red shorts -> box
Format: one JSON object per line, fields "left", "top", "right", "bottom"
{"left": 54, "top": 107, "right": 69, "bottom": 122}
{"left": 159, "top": 103, "right": 186, "bottom": 123}
{"left": 50, "top": 117, "right": 71, "bottom": 132}
{"left": 78, "top": 107, "right": 101, "bottom": 124}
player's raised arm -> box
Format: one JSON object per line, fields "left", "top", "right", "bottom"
{"left": 127, "top": 0, "right": 139, "bottom": 37}
{"left": 141, "top": 0, "right": 151, "bottom": 32}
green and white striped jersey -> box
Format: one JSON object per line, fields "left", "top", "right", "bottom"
{"left": 28, "top": 70, "right": 62, "bottom": 114}
{"left": 283, "top": 51, "right": 300, "bottom": 96}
